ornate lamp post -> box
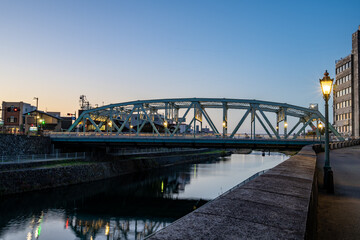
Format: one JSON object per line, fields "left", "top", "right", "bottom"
{"left": 319, "top": 70, "right": 334, "bottom": 193}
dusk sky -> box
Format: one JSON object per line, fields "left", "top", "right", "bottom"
{"left": 1, "top": 0, "right": 360, "bottom": 117}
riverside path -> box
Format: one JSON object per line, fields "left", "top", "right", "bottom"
{"left": 317, "top": 145, "right": 360, "bottom": 239}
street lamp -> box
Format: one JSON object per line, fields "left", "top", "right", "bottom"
{"left": 319, "top": 70, "right": 334, "bottom": 193}
{"left": 33, "top": 97, "right": 39, "bottom": 131}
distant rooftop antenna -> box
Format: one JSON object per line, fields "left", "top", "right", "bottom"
{"left": 79, "top": 95, "right": 91, "bottom": 110}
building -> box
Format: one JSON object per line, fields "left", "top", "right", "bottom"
{"left": 1, "top": 101, "right": 69, "bottom": 134}
{"left": 334, "top": 26, "right": 360, "bottom": 138}
{"left": 24, "top": 110, "right": 63, "bottom": 133}
{"left": 1, "top": 101, "right": 36, "bottom": 134}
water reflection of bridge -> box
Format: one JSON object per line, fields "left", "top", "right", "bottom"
{"left": 0, "top": 162, "right": 209, "bottom": 240}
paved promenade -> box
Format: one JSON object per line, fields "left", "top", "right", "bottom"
{"left": 317, "top": 145, "right": 360, "bottom": 239}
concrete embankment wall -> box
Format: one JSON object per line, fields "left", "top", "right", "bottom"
{"left": 147, "top": 145, "right": 318, "bottom": 240}
{"left": 0, "top": 134, "right": 51, "bottom": 156}
{"left": 0, "top": 150, "right": 226, "bottom": 195}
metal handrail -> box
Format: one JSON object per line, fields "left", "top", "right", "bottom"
{"left": 0, "top": 152, "right": 86, "bottom": 164}
{"left": 47, "top": 132, "right": 328, "bottom": 141}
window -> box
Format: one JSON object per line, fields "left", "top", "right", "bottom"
{"left": 7, "top": 116, "right": 17, "bottom": 123}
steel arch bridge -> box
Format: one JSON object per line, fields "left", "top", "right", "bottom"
{"left": 62, "top": 98, "right": 343, "bottom": 142}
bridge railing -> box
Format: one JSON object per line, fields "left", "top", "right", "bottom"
{"left": 0, "top": 152, "right": 86, "bottom": 164}
{"left": 47, "top": 132, "right": 331, "bottom": 141}
{"left": 109, "top": 147, "right": 204, "bottom": 156}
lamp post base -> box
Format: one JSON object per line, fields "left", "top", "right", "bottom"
{"left": 324, "top": 167, "right": 334, "bottom": 194}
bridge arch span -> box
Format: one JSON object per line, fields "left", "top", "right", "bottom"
{"left": 66, "top": 98, "right": 343, "bottom": 141}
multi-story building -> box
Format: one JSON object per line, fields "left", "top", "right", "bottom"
{"left": 1, "top": 101, "right": 67, "bottom": 134}
{"left": 334, "top": 26, "right": 360, "bottom": 138}
{"left": 1, "top": 101, "right": 36, "bottom": 134}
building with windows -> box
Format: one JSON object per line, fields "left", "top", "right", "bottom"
{"left": 334, "top": 26, "right": 360, "bottom": 137}
{"left": 1, "top": 101, "right": 36, "bottom": 134}
{"left": 24, "top": 110, "right": 63, "bottom": 133}
{"left": 1, "top": 101, "right": 67, "bottom": 134}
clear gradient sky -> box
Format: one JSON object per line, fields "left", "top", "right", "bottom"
{"left": 1, "top": 0, "right": 360, "bottom": 117}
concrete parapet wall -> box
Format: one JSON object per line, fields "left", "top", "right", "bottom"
{"left": 147, "top": 145, "right": 317, "bottom": 240}
{"left": 314, "top": 139, "right": 360, "bottom": 153}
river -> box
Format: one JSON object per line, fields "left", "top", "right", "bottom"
{"left": 0, "top": 151, "right": 288, "bottom": 240}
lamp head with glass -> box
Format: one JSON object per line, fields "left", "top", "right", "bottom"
{"left": 319, "top": 70, "right": 334, "bottom": 100}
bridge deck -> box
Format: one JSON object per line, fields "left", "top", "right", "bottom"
{"left": 50, "top": 133, "right": 322, "bottom": 149}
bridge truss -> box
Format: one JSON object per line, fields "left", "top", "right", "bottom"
{"left": 67, "top": 98, "right": 343, "bottom": 141}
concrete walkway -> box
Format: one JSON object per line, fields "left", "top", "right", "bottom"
{"left": 317, "top": 145, "right": 360, "bottom": 239}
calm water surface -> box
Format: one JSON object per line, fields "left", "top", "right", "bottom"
{"left": 0, "top": 151, "right": 288, "bottom": 240}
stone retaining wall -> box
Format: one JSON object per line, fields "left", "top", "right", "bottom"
{"left": 0, "top": 150, "right": 225, "bottom": 195}
{"left": 147, "top": 145, "right": 318, "bottom": 240}
{"left": 0, "top": 134, "right": 51, "bottom": 156}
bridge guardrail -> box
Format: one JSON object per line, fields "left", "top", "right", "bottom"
{"left": 47, "top": 132, "right": 330, "bottom": 141}
{"left": 0, "top": 152, "right": 86, "bottom": 164}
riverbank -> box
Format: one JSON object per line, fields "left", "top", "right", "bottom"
{"left": 147, "top": 145, "right": 317, "bottom": 240}
{"left": 0, "top": 149, "right": 228, "bottom": 195}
